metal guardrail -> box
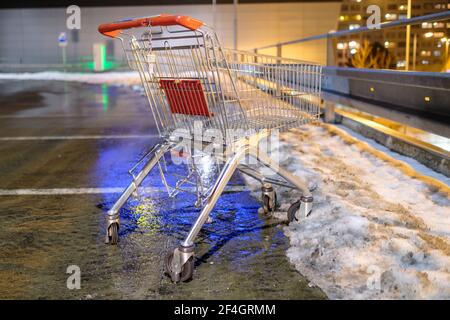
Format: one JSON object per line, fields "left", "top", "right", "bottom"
{"left": 254, "top": 10, "right": 450, "bottom": 51}
{"left": 322, "top": 67, "right": 450, "bottom": 113}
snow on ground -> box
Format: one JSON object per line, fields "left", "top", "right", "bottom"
{"left": 0, "top": 71, "right": 141, "bottom": 86}
{"left": 244, "top": 124, "right": 450, "bottom": 299}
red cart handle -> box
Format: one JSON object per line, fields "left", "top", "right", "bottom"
{"left": 98, "top": 14, "right": 204, "bottom": 38}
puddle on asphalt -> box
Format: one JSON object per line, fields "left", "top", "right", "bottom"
{"left": 88, "top": 150, "right": 326, "bottom": 299}
{"left": 0, "top": 82, "right": 326, "bottom": 299}
{"left": 0, "top": 158, "right": 326, "bottom": 299}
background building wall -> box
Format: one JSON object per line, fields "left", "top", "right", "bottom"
{"left": 0, "top": 2, "right": 341, "bottom": 67}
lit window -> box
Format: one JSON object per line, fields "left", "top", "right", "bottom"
{"left": 433, "top": 22, "right": 445, "bottom": 28}
{"left": 433, "top": 51, "right": 441, "bottom": 57}
{"left": 385, "top": 13, "right": 397, "bottom": 20}
{"left": 349, "top": 41, "right": 359, "bottom": 48}
{"left": 396, "top": 60, "right": 406, "bottom": 68}
{"left": 434, "top": 32, "right": 445, "bottom": 38}
{"left": 424, "top": 32, "right": 434, "bottom": 38}
{"left": 355, "top": 14, "right": 362, "bottom": 21}
{"left": 420, "top": 50, "right": 431, "bottom": 57}
{"left": 349, "top": 24, "right": 360, "bottom": 30}
{"left": 422, "top": 22, "right": 433, "bottom": 29}
{"left": 350, "top": 48, "right": 357, "bottom": 55}
{"left": 337, "top": 43, "right": 345, "bottom": 50}
{"left": 398, "top": 4, "right": 406, "bottom": 10}
{"left": 421, "top": 60, "right": 429, "bottom": 65}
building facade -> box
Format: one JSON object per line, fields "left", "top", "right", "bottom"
{"left": 0, "top": 1, "right": 341, "bottom": 70}
{"left": 335, "top": 0, "right": 450, "bottom": 71}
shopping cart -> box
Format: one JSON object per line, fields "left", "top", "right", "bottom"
{"left": 98, "top": 14, "right": 322, "bottom": 282}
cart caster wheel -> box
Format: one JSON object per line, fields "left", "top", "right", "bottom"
{"left": 165, "top": 252, "right": 194, "bottom": 283}
{"left": 263, "top": 192, "right": 277, "bottom": 216}
{"left": 287, "top": 196, "right": 313, "bottom": 224}
{"left": 106, "top": 222, "right": 119, "bottom": 245}
{"left": 287, "top": 200, "right": 301, "bottom": 223}
{"left": 262, "top": 183, "right": 277, "bottom": 216}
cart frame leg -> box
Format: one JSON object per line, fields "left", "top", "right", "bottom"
{"left": 248, "top": 146, "right": 311, "bottom": 197}
{"left": 105, "top": 141, "right": 173, "bottom": 244}
{"left": 248, "top": 146, "right": 313, "bottom": 218}
{"left": 180, "top": 145, "right": 249, "bottom": 248}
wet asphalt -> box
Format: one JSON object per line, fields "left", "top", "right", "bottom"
{"left": 0, "top": 80, "right": 326, "bottom": 299}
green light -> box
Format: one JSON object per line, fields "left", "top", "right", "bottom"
{"left": 99, "top": 44, "right": 106, "bottom": 72}
{"left": 82, "top": 60, "right": 117, "bottom": 71}
{"left": 101, "top": 84, "right": 109, "bottom": 111}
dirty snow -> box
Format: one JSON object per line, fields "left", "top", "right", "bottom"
{"left": 0, "top": 71, "right": 141, "bottom": 85}
{"left": 244, "top": 125, "right": 450, "bottom": 299}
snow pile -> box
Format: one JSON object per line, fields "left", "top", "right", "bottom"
{"left": 245, "top": 125, "right": 450, "bottom": 299}
{"left": 0, "top": 71, "right": 141, "bottom": 85}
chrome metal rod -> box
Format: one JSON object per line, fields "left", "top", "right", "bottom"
{"left": 181, "top": 145, "right": 248, "bottom": 247}
{"left": 248, "top": 147, "right": 311, "bottom": 197}
{"left": 238, "top": 165, "right": 296, "bottom": 189}
{"left": 255, "top": 10, "right": 450, "bottom": 50}
{"left": 107, "top": 142, "right": 172, "bottom": 218}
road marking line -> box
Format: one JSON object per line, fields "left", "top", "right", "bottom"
{"left": 0, "top": 134, "right": 157, "bottom": 141}
{"left": 0, "top": 186, "right": 249, "bottom": 196}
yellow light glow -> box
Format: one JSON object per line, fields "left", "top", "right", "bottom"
{"left": 440, "top": 37, "right": 448, "bottom": 43}
{"left": 424, "top": 32, "right": 434, "bottom": 38}
{"left": 370, "top": 87, "right": 375, "bottom": 92}
{"left": 424, "top": 96, "right": 431, "bottom": 102}
{"left": 349, "top": 41, "right": 358, "bottom": 48}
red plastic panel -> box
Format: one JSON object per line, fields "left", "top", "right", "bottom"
{"left": 160, "top": 79, "right": 212, "bottom": 117}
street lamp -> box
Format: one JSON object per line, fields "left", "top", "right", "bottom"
{"left": 405, "top": 0, "right": 412, "bottom": 71}
{"left": 441, "top": 37, "right": 449, "bottom": 63}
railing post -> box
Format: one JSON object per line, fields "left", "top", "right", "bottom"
{"left": 275, "top": 44, "right": 282, "bottom": 97}
{"left": 405, "top": 0, "right": 412, "bottom": 71}
{"left": 326, "top": 34, "right": 336, "bottom": 66}
{"left": 324, "top": 100, "right": 336, "bottom": 123}
{"left": 412, "top": 32, "right": 417, "bottom": 71}
{"left": 276, "top": 44, "right": 282, "bottom": 58}
{"left": 233, "top": 0, "right": 238, "bottom": 50}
